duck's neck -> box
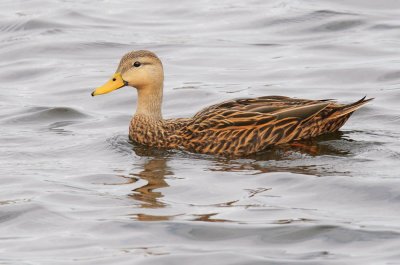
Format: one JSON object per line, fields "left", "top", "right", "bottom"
{"left": 135, "top": 84, "right": 163, "bottom": 120}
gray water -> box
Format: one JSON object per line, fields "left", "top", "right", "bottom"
{"left": 1, "top": 0, "right": 400, "bottom": 264}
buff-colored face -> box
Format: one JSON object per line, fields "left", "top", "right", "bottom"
{"left": 91, "top": 50, "right": 163, "bottom": 96}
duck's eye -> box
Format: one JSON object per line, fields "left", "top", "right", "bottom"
{"left": 133, "top": 61, "right": 141, "bottom": 67}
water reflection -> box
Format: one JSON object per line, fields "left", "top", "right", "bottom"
{"left": 129, "top": 156, "right": 172, "bottom": 209}
{"left": 192, "top": 213, "right": 231, "bottom": 223}
{"left": 124, "top": 144, "right": 179, "bottom": 221}
{"left": 122, "top": 131, "right": 359, "bottom": 223}
{"left": 126, "top": 131, "right": 356, "bottom": 206}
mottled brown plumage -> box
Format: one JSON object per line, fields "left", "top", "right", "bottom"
{"left": 92, "top": 50, "right": 373, "bottom": 157}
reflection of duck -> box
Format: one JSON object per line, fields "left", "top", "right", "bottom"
{"left": 129, "top": 155, "right": 171, "bottom": 209}
{"left": 92, "top": 50, "right": 372, "bottom": 156}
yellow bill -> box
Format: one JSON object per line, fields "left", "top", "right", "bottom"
{"left": 91, "top": 72, "right": 127, "bottom": 96}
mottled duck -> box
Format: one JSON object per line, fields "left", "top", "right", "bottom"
{"left": 91, "top": 50, "right": 372, "bottom": 156}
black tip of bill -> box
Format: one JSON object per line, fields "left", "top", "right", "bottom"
{"left": 91, "top": 91, "right": 95, "bottom": 97}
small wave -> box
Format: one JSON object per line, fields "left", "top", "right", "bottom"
{"left": 172, "top": 222, "right": 400, "bottom": 243}
{"left": 107, "top": 134, "right": 136, "bottom": 156}
{"left": 377, "top": 71, "right": 400, "bottom": 82}
{"left": 250, "top": 8, "right": 358, "bottom": 30}
{"left": 77, "top": 41, "right": 128, "bottom": 49}
{"left": 0, "top": 18, "right": 70, "bottom": 33}
{"left": 311, "top": 10, "right": 358, "bottom": 17}
{"left": 310, "top": 19, "right": 365, "bottom": 32}
{"left": 63, "top": 10, "right": 121, "bottom": 25}
{"left": 370, "top": 23, "right": 400, "bottom": 30}
{"left": 2, "top": 106, "right": 90, "bottom": 125}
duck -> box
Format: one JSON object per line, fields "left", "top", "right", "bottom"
{"left": 91, "top": 50, "right": 372, "bottom": 156}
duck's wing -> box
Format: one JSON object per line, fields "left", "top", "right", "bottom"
{"left": 184, "top": 97, "right": 332, "bottom": 155}
{"left": 185, "top": 96, "right": 372, "bottom": 156}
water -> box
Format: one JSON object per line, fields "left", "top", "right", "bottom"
{"left": 1, "top": 0, "right": 400, "bottom": 264}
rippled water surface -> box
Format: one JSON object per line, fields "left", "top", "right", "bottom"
{"left": 1, "top": 0, "right": 400, "bottom": 264}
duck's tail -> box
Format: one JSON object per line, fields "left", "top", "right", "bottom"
{"left": 329, "top": 96, "right": 373, "bottom": 119}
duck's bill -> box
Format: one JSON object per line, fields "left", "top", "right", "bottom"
{"left": 91, "top": 72, "right": 127, "bottom": 96}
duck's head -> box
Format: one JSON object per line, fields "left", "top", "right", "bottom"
{"left": 91, "top": 50, "right": 164, "bottom": 97}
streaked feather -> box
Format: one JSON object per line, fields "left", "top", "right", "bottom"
{"left": 130, "top": 96, "right": 372, "bottom": 156}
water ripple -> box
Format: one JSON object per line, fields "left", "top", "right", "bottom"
{"left": 1, "top": 0, "right": 400, "bottom": 264}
